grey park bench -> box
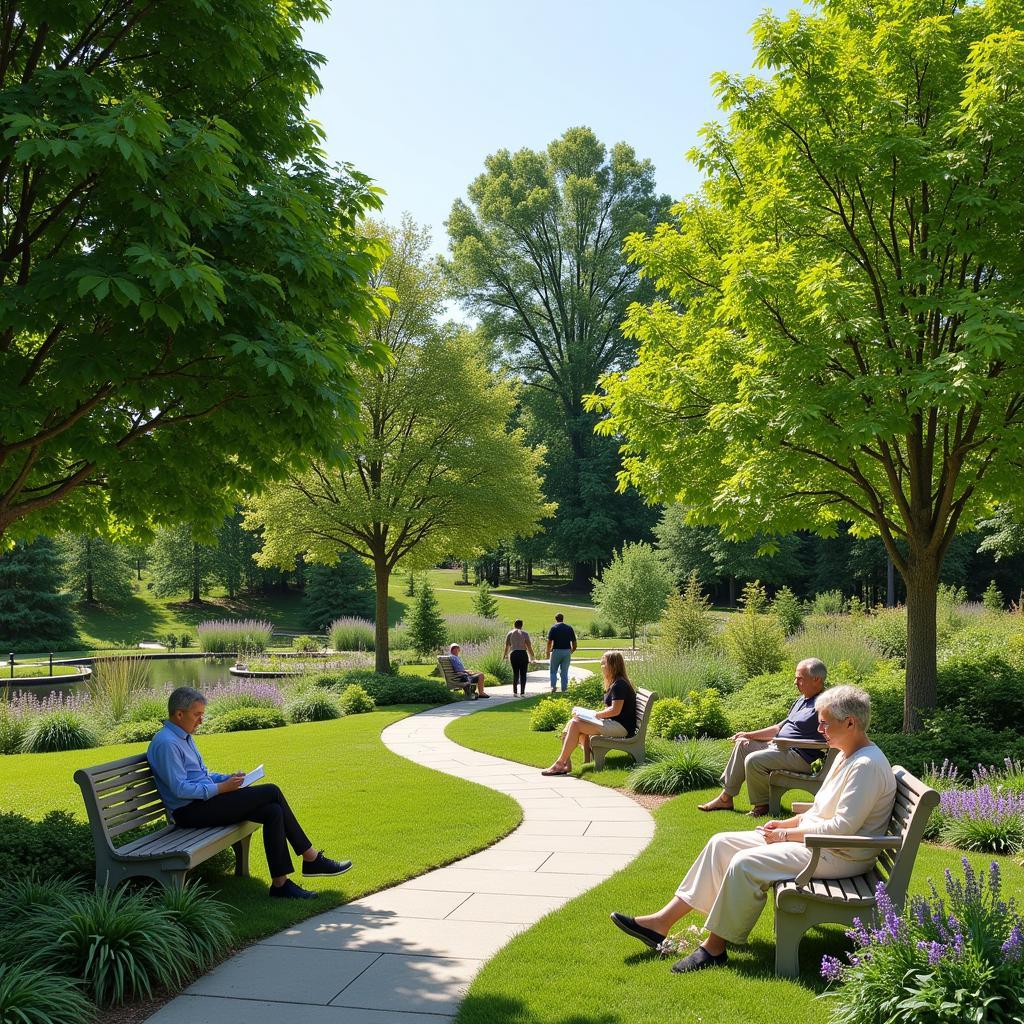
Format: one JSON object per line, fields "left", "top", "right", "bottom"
{"left": 768, "top": 737, "right": 840, "bottom": 816}
{"left": 75, "top": 752, "right": 259, "bottom": 889}
{"left": 771, "top": 764, "right": 938, "bottom": 976}
{"left": 590, "top": 688, "right": 658, "bottom": 769}
{"left": 437, "top": 654, "right": 478, "bottom": 698}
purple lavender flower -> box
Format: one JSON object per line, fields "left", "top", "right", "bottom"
{"left": 940, "top": 786, "right": 1024, "bottom": 824}
{"left": 820, "top": 955, "right": 844, "bottom": 981}
{"left": 916, "top": 940, "right": 948, "bottom": 966}
{"left": 204, "top": 681, "right": 283, "bottom": 707}
{"left": 1002, "top": 923, "right": 1023, "bottom": 962}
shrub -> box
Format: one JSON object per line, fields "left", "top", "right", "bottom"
{"left": 201, "top": 706, "right": 285, "bottom": 733}
{"left": 462, "top": 639, "right": 512, "bottom": 685}
{"left": 587, "top": 618, "right": 618, "bottom": 639}
{"left": 155, "top": 882, "right": 233, "bottom": 971}
{"left": 196, "top": 618, "right": 273, "bottom": 653}
{"left": 87, "top": 656, "right": 151, "bottom": 725}
{"left": 936, "top": 650, "right": 1024, "bottom": 732}
{"left": 630, "top": 648, "right": 744, "bottom": 698}
{"left": 0, "top": 875, "right": 85, "bottom": 924}
{"left": 106, "top": 718, "right": 162, "bottom": 745}
{"left": 160, "top": 632, "right": 178, "bottom": 650}
{"left": 21, "top": 710, "right": 97, "bottom": 753}
{"left": 628, "top": 739, "right": 727, "bottom": 794}
{"left": 328, "top": 616, "right": 375, "bottom": 652}
{"left": 659, "top": 572, "right": 716, "bottom": 652}
{"left": 648, "top": 689, "right": 730, "bottom": 739}
{"left": 857, "top": 662, "right": 905, "bottom": 733}
{"left": 292, "top": 634, "right": 322, "bottom": 653}
{"left": 0, "top": 812, "right": 94, "bottom": 880}
{"left": 0, "top": 702, "right": 27, "bottom": 755}
{"left": 861, "top": 607, "right": 907, "bottom": 663}
{"left": 722, "top": 586, "right": 786, "bottom": 677}
{"left": 125, "top": 693, "right": 168, "bottom": 722}
{"left": 179, "top": 632, "right": 193, "bottom": 649}
{"left": 407, "top": 580, "right": 447, "bottom": 658}
{"left": 983, "top": 580, "right": 1004, "bottom": 612}
{"left": 0, "top": 961, "right": 94, "bottom": 1024}
{"left": 809, "top": 589, "right": 847, "bottom": 615}
{"left": 444, "top": 614, "right": 506, "bottom": 646}
{"left": 314, "top": 670, "right": 454, "bottom": 706}
{"left": 723, "top": 671, "right": 796, "bottom": 731}
{"left": 203, "top": 681, "right": 283, "bottom": 719}
{"left": 285, "top": 689, "right": 341, "bottom": 723}
{"left": 936, "top": 786, "right": 1024, "bottom": 854}
{"left": 337, "top": 684, "right": 376, "bottom": 715}
{"left": 530, "top": 697, "right": 573, "bottom": 732}
{"left": 771, "top": 586, "right": 804, "bottom": 637}
{"left": 565, "top": 674, "right": 605, "bottom": 706}
{"left": 820, "top": 859, "right": 1024, "bottom": 1024}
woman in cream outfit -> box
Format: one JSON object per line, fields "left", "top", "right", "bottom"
{"left": 610, "top": 684, "right": 896, "bottom": 974}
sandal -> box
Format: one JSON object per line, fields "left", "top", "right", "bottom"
{"left": 541, "top": 763, "right": 570, "bottom": 776}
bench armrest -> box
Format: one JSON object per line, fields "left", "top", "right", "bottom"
{"left": 772, "top": 738, "right": 830, "bottom": 750}
{"left": 794, "top": 833, "right": 900, "bottom": 885}
{"left": 792, "top": 802, "right": 813, "bottom": 814}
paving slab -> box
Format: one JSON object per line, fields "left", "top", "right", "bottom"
{"left": 329, "top": 953, "right": 482, "bottom": 1015}
{"left": 333, "top": 888, "right": 472, "bottom": 920}
{"left": 444, "top": 892, "right": 568, "bottom": 923}
{"left": 146, "top": 996, "right": 455, "bottom": 1024}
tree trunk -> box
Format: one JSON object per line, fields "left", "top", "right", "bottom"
{"left": 191, "top": 544, "right": 202, "bottom": 603}
{"left": 570, "top": 561, "right": 591, "bottom": 590}
{"left": 886, "top": 556, "right": 895, "bottom": 608}
{"left": 902, "top": 554, "right": 939, "bottom": 732}
{"left": 526, "top": 559, "right": 533, "bottom": 583}
{"left": 85, "top": 570, "right": 94, "bottom": 604}
{"left": 373, "top": 555, "right": 390, "bottom": 675}
{"left": 728, "top": 577, "right": 736, "bottom": 607}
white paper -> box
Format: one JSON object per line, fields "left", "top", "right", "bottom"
{"left": 240, "top": 764, "right": 265, "bottom": 788}
{"left": 572, "top": 706, "right": 602, "bottom": 725}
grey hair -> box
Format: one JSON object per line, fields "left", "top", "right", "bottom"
{"left": 816, "top": 684, "right": 871, "bottom": 731}
{"left": 799, "top": 657, "right": 828, "bottom": 682}
{"left": 168, "top": 686, "right": 206, "bottom": 717}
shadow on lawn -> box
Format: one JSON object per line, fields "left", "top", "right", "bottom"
{"left": 457, "top": 995, "right": 618, "bottom": 1024}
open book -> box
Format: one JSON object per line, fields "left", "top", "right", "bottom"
{"left": 240, "top": 764, "right": 265, "bottom": 788}
{"left": 572, "top": 706, "right": 602, "bottom": 726}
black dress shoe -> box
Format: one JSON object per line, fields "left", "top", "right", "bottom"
{"left": 670, "top": 947, "right": 728, "bottom": 973}
{"left": 610, "top": 912, "right": 666, "bottom": 949}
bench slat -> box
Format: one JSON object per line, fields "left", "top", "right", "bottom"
{"left": 122, "top": 826, "right": 234, "bottom": 857}
{"left": 99, "top": 783, "right": 161, "bottom": 817}
{"left": 106, "top": 808, "right": 169, "bottom": 838}
{"left": 102, "top": 797, "right": 166, "bottom": 830}
{"left": 92, "top": 765, "right": 157, "bottom": 797}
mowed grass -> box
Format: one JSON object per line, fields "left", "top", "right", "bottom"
{"left": 0, "top": 708, "right": 521, "bottom": 945}
{"left": 445, "top": 707, "right": 1024, "bottom": 1024}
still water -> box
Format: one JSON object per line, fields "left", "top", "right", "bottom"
{"left": 12, "top": 657, "right": 237, "bottom": 699}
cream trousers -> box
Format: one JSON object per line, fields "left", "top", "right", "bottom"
{"left": 675, "top": 830, "right": 850, "bottom": 945}
{"left": 720, "top": 738, "right": 814, "bottom": 804}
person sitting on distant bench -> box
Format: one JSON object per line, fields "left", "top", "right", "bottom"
{"left": 148, "top": 686, "right": 353, "bottom": 900}
{"left": 698, "top": 658, "right": 828, "bottom": 817}
{"left": 448, "top": 643, "right": 489, "bottom": 698}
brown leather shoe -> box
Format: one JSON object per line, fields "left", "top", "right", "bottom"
{"left": 747, "top": 804, "right": 770, "bottom": 817}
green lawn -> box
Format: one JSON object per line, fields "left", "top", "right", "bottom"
{"left": 446, "top": 703, "right": 1023, "bottom": 1024}
{"left": 0, "top": 708, "right": 521, "bottom": 945}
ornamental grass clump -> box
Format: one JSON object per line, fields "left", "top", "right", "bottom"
{"left": 821, "top": 860, "right": 1024, "bottom": 1024}
{"left": 628, "top": 739, "right": 726, "bottom": 795}
{"left": 444, "top": 614, "right": 506, "bottom": 646}
{"left": 197, "top": 618, "right": 273, "bottom": 653}
{"left": 21, "top": 710, "right": 97, "bottom": 753}
{"left": 328, "top": 616, "right": 375, "bottom": 652}
{"left": 87, "top": 656, "right": 151, "bottom": 726}
{"left": 937, "top": 786, "right": 1024, "bottom": 854}
{"left": 0, "top": 961, "right": 94, "bottom": 1024}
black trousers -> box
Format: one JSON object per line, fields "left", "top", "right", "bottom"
{"left": 174, "top": 784, "right": 311, "bottom": 878}
{"left": 510, "top": 650, "right": 529, "bottom": 692}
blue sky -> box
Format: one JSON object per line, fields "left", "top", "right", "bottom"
{"left": 305, "top": 1, "right": 806, "bottom": 252}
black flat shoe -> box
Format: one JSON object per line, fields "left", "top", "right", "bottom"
{"left": 610, "top": 912, "right": 666, "bottom": 949}
{"left": 671, "top": 947, "right": 728, "bottom": 973}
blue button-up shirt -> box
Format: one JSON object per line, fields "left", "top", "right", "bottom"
{"left": 449, "top": 653, "right": 468, "bottom": 676}
{"left": 147, "top": 721, "right": 230, "bottom": 811}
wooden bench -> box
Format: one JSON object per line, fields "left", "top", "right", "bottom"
{"left": 590, "top": 688, "right": 657, "bottom": 769}
{"left": 74, "top": 753, "right": 259, "bottom": 889}
{"left": 772, "top": 764, "right": 938, "bottom": 976}
{"left": 437, "top": 655, "right": 478, "bottom": 698}
{"left": 768, "top": 738, "right": 839, "bottom": 816}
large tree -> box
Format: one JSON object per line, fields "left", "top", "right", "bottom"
{"left": 60, "top": 533, "right": 132, "bottom": 604}
{"left": 0, "top": 537, "right": 76, "bottom": 650}
{"left": 149, "top": 525, "right": 216, "bottom": 604}
{"left": 592, "top": 0, "right": 1024, "bottom": 730}
{"left": 246, "top": 219, "right": 554, "bottom": 672}
{"left": 447, "top": 127, "right": 667, "bottom": 586}
{"left": 0, "top": 0, "right": 387, "bottom": 542}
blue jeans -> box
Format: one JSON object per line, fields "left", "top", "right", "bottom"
{"left": 549, "top": 648, "right": 572, "bottom": 691}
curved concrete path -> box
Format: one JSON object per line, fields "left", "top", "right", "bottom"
{"left": 148, "top": 670, "right": 655, "bottom": 1023}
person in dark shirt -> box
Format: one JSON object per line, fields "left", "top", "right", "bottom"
{"left": 541, "top": 651, "right": 636, "bottom": 776}
{"left": 698, "top": 658, "right": 828, "bottom": 817}
{"left": 545, "top": 612, "right": 577, "bottom": 692}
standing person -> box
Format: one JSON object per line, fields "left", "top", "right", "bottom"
{"left": 503, "top": 619, "right": 535, "bottom": 696}
{"left": 545, "top": 612, "right": 577, "bottom": 693}
{"left": 448, "top": 643, "right": 489, "bottom": 698}
{"left": 541, "top": 651, "right": 636, "bottom": 776}
{"left": 147, "top": 687, "right": 352, "bottom": 900}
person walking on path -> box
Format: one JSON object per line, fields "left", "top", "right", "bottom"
{"left": 503, "top": 619, "right": 535, "bottom": 696}
{"left": 546, "top": 612, "right": 577, "bottom": 693}
{"left": 148, "top": 687, "right": 352, "bottom": 900}
{"left": 698, "top": 658, "right": 828, "bottom": 817}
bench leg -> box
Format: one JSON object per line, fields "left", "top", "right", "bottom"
{"left": 233, "top": 834, "right": 252, "bottom": 878}
{"left": 768, "top": 786, "right": 784, "bottom": 817}
{"left": 593, "top": 747, "right": 606, "bottom": 770}
{"left": 630, "top": 744, "right": 645, "bottom": 766}
{"left": 774, "top": 909, "right": 806, "bottom": 978}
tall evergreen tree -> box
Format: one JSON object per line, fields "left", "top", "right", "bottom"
{"left": 473, "top": 580, "right": 499, "bottom": 619}
{"left": 0, "top": 538, "right": 77, "bottom": 650}
{"left": 302, "top": 556, "right": 375, "bottom": 632}
{"left": 60, "top": 534, "right": 133, "bottom": 604}
{"left": 149, "top": 526, "right": 217, "bottom": 603}
{"left": 407, "top": 580, "right": 448, "bottom": 660}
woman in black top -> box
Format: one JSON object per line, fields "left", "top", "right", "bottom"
{"left": 541, "top": 651, "right": 638, "bottom": 776}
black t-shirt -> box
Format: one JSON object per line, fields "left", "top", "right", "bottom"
{"left": 547, "top": 622, "right": 577, "bottom": 650}
{"left": 604, "top": 677, "right": 637, "bottom": 736}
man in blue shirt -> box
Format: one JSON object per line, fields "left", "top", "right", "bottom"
{"left": 697, "top": 658, "right": 828, "bottom": 817}
{"left": 448, "top": 644, "right": 489, "bottom": 698}
{"left": 545, "top": 613, "right": 577, "bottom": 693}
{"left": 148, "top": 686, "right": 352, "bottom": 899}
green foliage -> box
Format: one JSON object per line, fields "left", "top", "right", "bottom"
{"left": 789, "top": 615, "right": 880, "bottom": 678}
{"left": 940, "top": 809, "right": 1024, "bottom": 856}
{"left": 983, "top": 580, "right": 1004, "bottom": 612}
{"left": 936, "top": 649, "right": 1024, "bottom": 733}
{"left": 59, "top": 534, "right": 133, "bottom": 605}
{"left": 0, "top": 961, "right": 94, "bottom": 1024}
{"left": 627, "top": 739, "right": 727, "bottom": 794}
{"left": 648, "top": 690, "right": 729, "bottom": 740}
{"left": 862, "top": 608, "right": 908, "bottom": 664}
{"left": 328, "top": 617, "right": 376, "bottom": 652}
{"left": 0, "top": 539, "right": 77, "bottom": 651}
{"left": 857, "top": 663, "right": 905, "bottom": 734}
{"left": 154, "top": 882, "right": 233, "bottom": 972}
{"left": 0, "top": 812, "right": 94, "bottom": 880}
{"left": 771, "top": 586, "right": 803, "bottom": 637}
{"left": 0, "top": 703, "right": 27, "bottom": 755}
{"left": 592, "top": 543, "right": 674, "bottom": 645}
{"left": 87, "top": 656, "right": 151, "bottom": 726}
{"left": 586, "top": 618, "right": 618, "bottom": 639}
{"left": 723, "top": 671, "right": 796, "bottom": 732}
{"left": 722, "top": 583, "right": 786, "bottom": 678}
{"left": 659, "top": 571, "right": 715, "bottom": 652}
{"left": 125, "top": 695, "right": 167, "bottom": 723}
{"left": 302, "top": 557, "right": 375, "bottom": 632}
{"left": 148, "top": 526, "right": 217, "bottom": 602}
{"left": 443, "top": 615, "right": 507, "bottom": 646}
{"left": 196, "top": 619, "right": 273, "bottom": 654}
{"left": 21, "top": 711, "right": 97, "bottom": 754}
{"left": 630, "top": 647, "right": 744, "bottom": 699}
{"left": 407, "top": 581, "right": 448, "bottom": 659}
{"left": 809, "top": 590, "right": 847, "bottom": 616}
{"left": 105, "top": 719, "right": 162, "bottom": 745}
{"left": 0, "top": 0, "right": 387, "bottom": 543}
{"left": 472, "top": 581, "right": 499, "bottom": 619}
{"left": 292, "top": 635, "right": 322, "bottom": 653}
{"left": 337, "top": 684, "right": 376, "bottom": 715}
{"left": 470, "top": 640, "right": 513, "bottom": 685}
{"left": 201, "top": 707, "right": 285, "bottom": 733}
{"left": 311, "top": 670, "right": 454, "bottom": 707}
{"left": 564, "top": 674, "right": 605, "bottom": 706}
{"left": 285, "top": 690, "right": 341, "bottom": 723}
{"left": 529, "top": 697, "right": 573, "bottom": 732}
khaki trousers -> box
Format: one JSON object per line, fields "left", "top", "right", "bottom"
{"left": 675, "top": 830, "right": 850, "bottom": 945}
{"left": 720, "top": 738, "right": 814, "bottom": 805}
